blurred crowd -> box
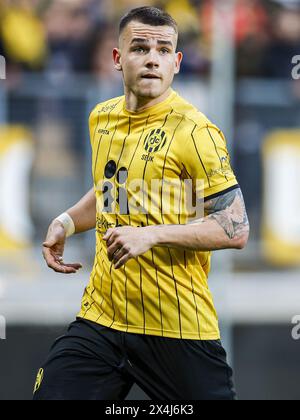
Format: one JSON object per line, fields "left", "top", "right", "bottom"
{"left": 0, "top": 0, "right": 299, "bottom": 82}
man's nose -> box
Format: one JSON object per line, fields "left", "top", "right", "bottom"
{"left": 145, "top": 49, "right": 159, "bottom": 68}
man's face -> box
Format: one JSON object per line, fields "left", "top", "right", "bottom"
{"left": 113, "top": 21, "right": 183, "bottom": 99}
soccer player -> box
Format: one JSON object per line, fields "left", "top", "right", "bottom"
{"left": 34, "top": 7, "right": 249, "bottom": 400}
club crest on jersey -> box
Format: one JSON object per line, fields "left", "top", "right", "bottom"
{"left": 144, "top": 129, "right": 167, "bottom": 153}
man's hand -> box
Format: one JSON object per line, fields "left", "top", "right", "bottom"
{"left": 103, "top": 226, "right": 156, "bottom": 270}
{"left": 42, "top": 220, "right": 83, "bottom": 274}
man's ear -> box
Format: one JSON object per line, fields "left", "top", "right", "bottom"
{"left": 113, "top": 48, "right": 122, "bottom": 71}
{"left": 174, "top": 51, "right": 183, "bottom": 75}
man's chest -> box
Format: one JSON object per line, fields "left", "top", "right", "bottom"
{"left": 92, "top": 121, "right": 184, "bottom": 187}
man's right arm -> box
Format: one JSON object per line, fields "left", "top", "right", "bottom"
{"left": 67, "top": 188, "right": 96, "bottom": 233}
{"left": 42, "top": 188, "right": 96, "bottom": 274}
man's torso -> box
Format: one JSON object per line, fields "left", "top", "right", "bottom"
{"left": 78, "top": 90, "right": 238, "bottom": 340}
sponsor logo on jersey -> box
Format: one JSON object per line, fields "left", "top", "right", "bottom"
{"left": 98, "top": 129, "right": 110, "bottom": 135}
{"left": 100, "top": 102, "right": 118, "bottom": 113}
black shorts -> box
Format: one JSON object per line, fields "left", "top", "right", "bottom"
{"left": 33, "top": 318, "right": 236, "bottom": 400}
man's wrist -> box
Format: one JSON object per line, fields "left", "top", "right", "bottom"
{"left": 146, "top": 224, "right": 194, "bottom": 249}
{"left": 144, "top": 225, "right": 159, "bottom": 247}
{"left": 55, "top": 213, "right": 76, "bottom": 238}
{"left": 146, "top": 225, "right": 171, "bottom": 247}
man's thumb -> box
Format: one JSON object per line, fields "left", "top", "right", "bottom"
{"left": 43, "top": 237, "right": 56, "bottom": 248}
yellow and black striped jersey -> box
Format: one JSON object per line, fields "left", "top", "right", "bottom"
{"left": 78, "top": 89, "right": 238, "bottom": 340}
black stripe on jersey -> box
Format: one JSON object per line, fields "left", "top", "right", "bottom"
{"left": 112, "top": 118, "right": 131, "bottom": 220}
{"left": 105, "top": 214, "right": 121, "bottom": 324}
{"left": 84, "top": 258, "right": 105, "bottom": 317}
{"left": 91, "top": 110, "right": 101, "bottom": 177}
{"left": 128, "top": 114, "right": 150, "bottom": 171}
{"left": 96, "top": 261, "right": 114, "bottom": 324}
{"left": 138, "top": 259, "right": 146, "bottom": 334}
{"left": 115, "top": 120, "right": 131, "bottom": 218}
{"left": 92, "top": 111, "right": 101, "bottom": 148}
{"left": 124, "top": 264, "right": 129, "bottom": 332}
{"left": 130, "top": 114, "right": 151, "bottom": 221}
{"left": 178, "top": 176, "right": 183, "bottom": 225}
{"left": 106, "top": 215, "right": 121, "bottom": 328}
{"left": 206, "top": 125, "right": 229, "bottom": 182}
{"left": 96, "top": 259, "right": 111, "bottom": 322}
{"left": 181, "top": 163, "right": 193, "bottom": 180}
{"left": 116, "top": 117, "right": 131, "bottom": 169}
{"left": 183, "top": 251, "right": 187, "bottom": 269}
{"left": 202, "top": 253, "right": 210, "bottom": 270}
{"left": 90, "top": 247, "right": 103, "bottom": 302}
{"left": 99, "top": 259, "right": 106, "bottom": 296}
{"left": 204, "top": 184, "right": 239, "bottom": 202}
{"left": 190, "top": 275, "right": 202, "bottom": 340}
{"left": 145, "top": 215, "right": 149, "bottom": 226}
{"left": 167, "top": 248, "right": 183, "bottom": 339}
{"left": 93, "top": 101, "right": 120, "bottom": 180}
{"left": 191, "top": 124, "right": 211, "bottom": 189}
{"left": 160, "top": 112, "right": 184, "bottom": 223}
{"left": 82, "top": 249, "right": 101, "bottom": 318}
{"left": 106, "top": 107, "right": 123, "bottom": 163}
{"left": 108, "top": 262, "right": 116, "bottom": 328}
{"left": 151, "top": 248, "right": 164, "bottom": 336}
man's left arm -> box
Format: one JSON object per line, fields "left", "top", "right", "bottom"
{"left": 104, "top": 187, "right": 250, "bottom": 269}
{"left": 155, "top": 187, "right": 250, "bottom": 251}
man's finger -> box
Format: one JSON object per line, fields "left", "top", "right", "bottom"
{"left": 53, "top": 259, "right": 82, "bottom": 272}
{"left": 113, "top": 246, "right": 127, "bottom": 264}
{"left": 46, "top": 257, "right": 70, "bottom": 273}
{"left": 42, "top": 246, "right": 55, "bottom": 262}
{"left": 107, "top": 241, "right": 122, "bottom": 261}
{"left": 56, "top": 266, "right": 78, "bottom": 274}
{"left": 43, "top": 251, "right": 64, "bottom": 271}
{"left": 103, "top": 228, "right": 114, "bottom": 241}
{"left": 43, "top": 248, "right": 79, "bottom": 274}
{"left": 49, "top": 262, "right": 78, "bottom": 274}
{"left": 53, "top": 254, "right": 82, "bottom": 269}
{"left": 43, "top": 237, "right": 57, "bottom": 248}
{"left": 62, "top": 263, "right": 83, "bottom": 270}
{"left": 43, "top": 247, "right": 62, "bottom": 264}
{"left": 106, "top": 234, "right": 118, "bottom": 248}
{"left": 114, "top": 254, "right": 130, "bottom": 270}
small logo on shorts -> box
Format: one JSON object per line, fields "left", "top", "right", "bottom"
{"left": 33, "top": 368, "right": 44, "bottom": 394}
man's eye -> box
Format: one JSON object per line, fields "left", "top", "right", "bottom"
{"left": 134, "top": 47, "right": 145, "bottom": 53}
{"left": 160, "top": 49, "right": 170, "bottom": 54}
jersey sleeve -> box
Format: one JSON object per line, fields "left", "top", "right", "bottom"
{"left": 88, "top": 105, "right": 101, "bottom": 190}
{"left": 183, "top": 124, "right": 238, "bottom": 200}
{"left": 88, "top": 106, "right": 100, "bottom": 150}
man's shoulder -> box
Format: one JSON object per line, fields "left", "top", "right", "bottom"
{"left": 172, "top": 93, "right": 213, "bottom": 130}
{"left": 89, "top": 95, "right": 124, "bottom": 121}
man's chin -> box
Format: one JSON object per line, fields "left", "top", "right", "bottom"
{"left": 136, "top": 87, "right": 163, "bottom": 99}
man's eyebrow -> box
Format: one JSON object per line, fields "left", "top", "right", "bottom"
{"left": 130, "top": 38, "right": 173, "bottom": 47}
{"left": 157, "top": 40, "right": 173, "bottom": 47}
{"left": 130, "top": 38, "right": 149, "bottom": 44}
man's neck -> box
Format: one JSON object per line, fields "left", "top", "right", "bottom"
{"left": 124, "top": 88, "right": 172, "bottom": 113}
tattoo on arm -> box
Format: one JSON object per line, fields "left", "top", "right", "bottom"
{"left": 189, "top": 188, "right": 249, "bottom": 240}
{"left": 207, "top": 188, "right": 249, "bottom": 240}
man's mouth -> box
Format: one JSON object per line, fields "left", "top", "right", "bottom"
{"left": 141, "top": 74, "right": 161, "bottom": 80}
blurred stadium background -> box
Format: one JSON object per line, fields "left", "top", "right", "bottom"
{"left": 0, "top": 0, "right": 300, "bottom": 400}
